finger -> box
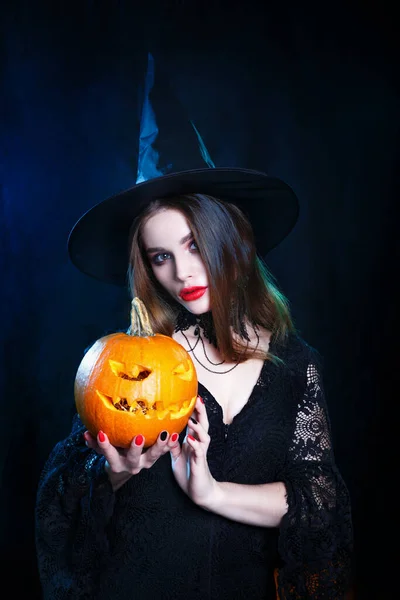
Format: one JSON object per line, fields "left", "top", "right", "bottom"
{"left": 97, "top": 431, "right": 134, "bottom": 471}
{"left": 185, "top": 433, "right": 206, "bottom": 462}
{"left": 193, "top": 395, "right": 209, "bottom": 432}
{"left": 181, "top": 433, "right": 194, "bottom": 461}
{"left": 187, "top": 397, "right": 203, "bottom": 438}
{"left": 167, "top": 432, "right": 180, "bottom": 449}
{"left": 168, "top": 432, "right": 181, "bottom": 461}
{"left": 186, "top": 421, "right": 195, "bottom": 439}
{"left": 140, "top": 430, "right": 172, "bottom": 468}
{"left": 83, "top": 430, "right": 98, "bottom": 449}
{"left": 188, "top": 417, "right": 210, "bottom": 446}
{"left": 122, "top": 434, "right": 146, "bottom": 472}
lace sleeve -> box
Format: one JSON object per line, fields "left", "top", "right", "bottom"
{"left": 35, "top": 413, "right": 116, "bottom": 600}
{"left": 276, "top": 361, "right": 353, "bottom": 599}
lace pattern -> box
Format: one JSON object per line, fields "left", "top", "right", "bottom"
{"left": 276, "top": 358, "right": 353, "bottom": 598}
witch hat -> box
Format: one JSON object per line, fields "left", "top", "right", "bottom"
{"left": 68, "top": 53, "right": 299, "bottom": 286}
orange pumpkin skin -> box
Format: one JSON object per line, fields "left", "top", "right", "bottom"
{"left": 74, "top": 331, "right": 198, "bottom": 448}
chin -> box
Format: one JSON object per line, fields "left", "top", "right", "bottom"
{"left": 180, "top": 293, "right": 211, "bottom": 314}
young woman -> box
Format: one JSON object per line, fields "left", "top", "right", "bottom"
{"left": 35, "top": 168, "right": 353, "bottom": 599}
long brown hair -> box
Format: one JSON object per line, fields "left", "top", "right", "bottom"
{"left": 128, "top": 193, "right": 295, "bottom": 362}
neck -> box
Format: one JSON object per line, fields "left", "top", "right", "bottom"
{"left": 175, "top": 309, "right": 261, "bottom": 375}
{"left": 174, "top": 305, "right": 255, "bottom": 349}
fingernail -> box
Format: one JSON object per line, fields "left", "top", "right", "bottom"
{"left": 83, "top": 431, "right": 90, "bottom": 441}
{"left": 160, "top": 430, "right": 168, "bottom": 441}
{"left": 198, "top": 395, "right": 204, "bottom": 404}
{"left": 171, "top": 433, "right": 179, "bottom": 443}
{"left": 188, "top": 434, "right": 196, "bottom": 442}
{"left": 135, "top": 434, "right": 144, "bottom": 446}
{"left": 98, "top": 431, "right": 106, "bottom": 443}
{"left": 190, "top": 417, "right": 198, "bottom": 425}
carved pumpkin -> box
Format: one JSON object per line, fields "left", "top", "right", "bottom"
{"left": 74, "top": 297, "right": 198, "bottom": 448}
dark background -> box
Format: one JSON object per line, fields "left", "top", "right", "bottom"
{"left": 0, "top": 1, "right": 397, "bottom": 597}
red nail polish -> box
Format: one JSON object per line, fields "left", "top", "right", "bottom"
{"left": 171, "top": 433, "right": 179, "bottom": 443}
{"left": 135, "top": 434, "right": 144, "bottom": 446}
{"left": 198, "top": 395, "right": 205, "bottom": 404}
{"left": 98, "top": 431, "right": 106, "bottom": 443}
{"left": 188, "top": 434, "right": 196, "bottom": 442}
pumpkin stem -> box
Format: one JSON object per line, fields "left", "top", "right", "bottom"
{"left": 128, "top": 297, "right": 155, "bottom": 337}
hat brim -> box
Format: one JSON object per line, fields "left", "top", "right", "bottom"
{"left": 67, "top": 167, "right": 299, "bottom": 286}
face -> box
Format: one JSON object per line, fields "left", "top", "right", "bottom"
{"left": 141, "top": 208, "right": 210, "bottom": 314}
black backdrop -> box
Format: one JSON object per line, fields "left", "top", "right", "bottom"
{"left": 0, "top": 2, "right": 397, "bottom": 598}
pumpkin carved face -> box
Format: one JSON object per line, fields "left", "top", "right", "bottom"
{"left": 74, "top": 298, "right": 198, "bottom": 448}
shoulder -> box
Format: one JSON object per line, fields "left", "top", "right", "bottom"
{"left": 267, "top": 333, "right": 329, "bottom": 410}
{"left": 272, "top": 331, "right": 323, "bottom": 376}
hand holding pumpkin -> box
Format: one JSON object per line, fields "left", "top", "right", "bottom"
{"left": 83, "top": 428, "right": 181, "bottom": 491}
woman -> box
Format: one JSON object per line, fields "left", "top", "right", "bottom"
{"left": 35, "top": 167, "right": 353, "bottom": 599}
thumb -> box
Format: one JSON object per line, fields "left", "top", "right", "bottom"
{"left": 169, "top": 443, "right": 182, "bottom": 463}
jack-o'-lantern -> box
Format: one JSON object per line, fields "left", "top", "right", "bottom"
{"left": 74, "top": 297, "right": 198, "bottom": 448}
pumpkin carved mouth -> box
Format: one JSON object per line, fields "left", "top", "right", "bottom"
{"left": 96, "top": 391, "right": 195, "bottom": 420}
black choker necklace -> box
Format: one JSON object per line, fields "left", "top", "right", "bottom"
{"left": 175, "top": 307, "right": 218, "bottom": 348}
{"left": 174, "top": 306, "right": 259, "bottom": 375}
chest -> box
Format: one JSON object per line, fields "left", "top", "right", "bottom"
{"left": 173, "top": 329, "right": 270, "bottom": 425}
{"left": 198, "top": 360, "right": 267, "bottom": 424}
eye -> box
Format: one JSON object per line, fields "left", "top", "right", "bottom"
{"left": 151, "top": 252, "right": 171, "bottom": 266}
{"left": 189, "top": 239, "right": 199, "bottom": 252}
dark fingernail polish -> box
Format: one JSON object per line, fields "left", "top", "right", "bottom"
{"left": 190, "top": 417, "right": 198, "bottom": 425}
{"left": 160, "top": 430, "right": 168, "bottom": 441}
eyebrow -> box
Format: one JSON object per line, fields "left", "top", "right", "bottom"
{"left": 145, "top": 231, "right": 193, "bottom": 254}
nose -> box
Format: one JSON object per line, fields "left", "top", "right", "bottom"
{"left": 174, "top": 252, "right": 195, "bottom": 282}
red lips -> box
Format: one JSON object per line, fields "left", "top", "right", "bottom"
{"left": 179, "top": 287, "right": 208, "bottom": 301}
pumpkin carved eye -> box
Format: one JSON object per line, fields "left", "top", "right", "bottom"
{"left": 109, "top": 359, "right": 152, "bottom": 381}
{"left": 173, "top": 360, "right": 194, "bottom": 381}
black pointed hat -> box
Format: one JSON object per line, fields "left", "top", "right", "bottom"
{"left": 68, "top": 54, "right": 299, "bottom": 287}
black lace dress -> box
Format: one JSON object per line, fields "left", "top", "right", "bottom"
{"left": 35, "top": 333, "right": 353, "bottom": 599}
